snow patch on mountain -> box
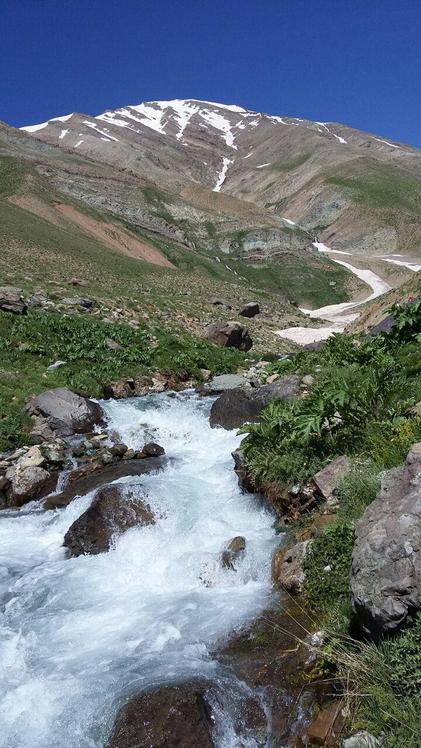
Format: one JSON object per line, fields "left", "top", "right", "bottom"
{"left": 214, "top": 157, "right": 232, "bottom": 191}
{"left": 21, "top": 113, "right": 74, "bottom": 133}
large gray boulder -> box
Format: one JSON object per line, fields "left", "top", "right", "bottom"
{"left": 106, "top": 682, "right": 214, "bottom": 748}
{"left": 63, "top": 483, "right": 155, "bottom": 556}
{"left": 204, "top": 321, "right": 252, "bottom": 351}
{"left": 210, "top": 376, "right": 300, "bottom": 430}
{"left": 0, "top": 286, "right": 27, "bottom": 314}
{"left": 350, "top": 443, "right": 421, "bottom": 637}
{"left": 26, "top": 387, "right": 103, "bottom": 438}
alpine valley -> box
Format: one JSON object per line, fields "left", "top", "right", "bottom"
{"left": 0, "top": 99, "right": 420, "bottom": 748}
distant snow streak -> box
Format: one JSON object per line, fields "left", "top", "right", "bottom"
{"left": 213, "top": 157, "right": 232, "bottom": 192}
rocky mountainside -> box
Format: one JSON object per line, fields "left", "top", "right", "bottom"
{"left": 1, "top": 99, "right": 420, "bottom": 349}
{"left": 21, "top": 98, "right": 421, "bottom": 260}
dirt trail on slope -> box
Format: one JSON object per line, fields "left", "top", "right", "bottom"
{"left": 9, "top": 195, "right": 175, "bottom": 268}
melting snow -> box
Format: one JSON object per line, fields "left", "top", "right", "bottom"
{"left": 200, "top": 109, "right": 237, "bottom": 148}
{"left": 213, "top": 157, "right": 232, "bottom": 192}
{"left": 282, "top": 218, "right": 297, "bottom": 226}
{"left": 59, "top": 129, "right": 69, "bottom": 140}
{"left": 313, "top": 242, "right": 351, "bottom": 256}
{"left": 83, "top": 121, "right": 119, "bottom": 142}
{"left": 256, "top": 162, "right": 270, "bottom": 168}
{"left": 242, "top": 151, "right": 254, "bottom": 159}
{"left": 374, "top": 137, "right": 400, "bottom": 149}
{"left": 277, "top": 242, "right": 392, "bottom": 345}
{"left": 74, "top": 140, "right": 84, "bottom": 148}
{"left": 382, "top": 258, "right": 421, "bottom": 272}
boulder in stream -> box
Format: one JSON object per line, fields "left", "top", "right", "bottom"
{"left": 26, "top": 387, "right": 104, "bottom": 438}
{"left": 106, "top": 682, "right": 214, "bottom": 748}
{"left": 63, "top": 483, "right": 155, "bottom": 556}
{"left": 221, "top": 536, "right": 246, "bottom": 569}
{"left": 141, "top": 442, "right": 165, "bottom": 457}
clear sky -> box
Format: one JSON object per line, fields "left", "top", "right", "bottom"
{"left": 2, "top": 0, "right": 421, "bottom": 146}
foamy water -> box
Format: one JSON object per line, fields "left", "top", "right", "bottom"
{"left": 0, "top": 392, "right": 277, "bottom": 747}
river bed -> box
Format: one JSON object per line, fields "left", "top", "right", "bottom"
{"left": 0, "top": 391, "right": 278, "bottom": 747}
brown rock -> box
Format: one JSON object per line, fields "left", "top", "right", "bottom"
{"left": 305, "top": 699, "right": 345, "bottom": 745}
{"left": 142, "top": 442, "right": 165, "bottom": 457}
{"left": 44, "top": 456, "right": 165, "bottom": 509}
{"left": 312, "top": 456, "right": 351, "bottom": 500}
{"left": 272, "top": 540, "right": 311, "bottom": 593}
{"left": 204, "top": 321, "right": 252, "bottom": 351}
{"left": 221, "top": 536, "right": 246, "bottom": 569}
{"left": 239, "top": 302, "right": 260, "bottom": 317}
{"left": 106, "top": 682, "right": 214, "bottom": 748}
{"left": 111, "top": 442, "right": 128, "bottom": 457}
{"left": 63, "top": 483, "right": 155, "bottom": 557}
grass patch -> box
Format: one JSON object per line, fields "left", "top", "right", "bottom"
{"left": 271, "top": 153, "right": 311, "bottom": 172}
{"left": 0, "top": 308, "right": 242, "bottom": 450}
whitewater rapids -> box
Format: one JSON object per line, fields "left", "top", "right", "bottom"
{"left": 0, "top": 392, "right": 278, "bottom": 747}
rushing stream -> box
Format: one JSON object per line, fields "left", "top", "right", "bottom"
{"left": 0, "top": 391, "right": 278, "bottom": 747}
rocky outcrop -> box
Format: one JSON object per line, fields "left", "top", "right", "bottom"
{"left": 204, "top": 321, "right": 252, "bottom": 351}
{"left": 271, "top": 540, "right": 311, "bottom": 593}
{"left": 63, "top": 483, "right": 155, "bottom": 556}
{"left": 239, "top": 302, "right": 260, "bottom": 317}
{"left": 210, "top": 376, "right": 300, "bottom": 430}
{"left": 221, "top": 536, "right": 246, "bottom": 569}
{"left": 350, "top": 443, "right": 421, "bottom": 637}
{"left": 106, "top": 682, "right": 214, "bottom": 748}
{"left": 0, "top": 286, "right": 27, "bottom": 314}
{"left": 26, "top": 387, "right": 104, "bottom": 438}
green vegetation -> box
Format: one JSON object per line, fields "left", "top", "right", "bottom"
{"left": 304, "top": 523, "right": 354, "bottom": 613}
{"left": 327, "top": 163, "right": 421, "bottom": 214}
{"left": 334, "top": 619, "right": 421, "bottom": 748}
{"left": 0, "top": 308, "right": 242, "bottom": 450}
{"left": 271, "top": 152, "right": 311, "bottom": 172}
{"left": 241, "top": 300, "right": 421, "bottom": 746}
{"left": 242, "top": 304, "right": 421, "bottom": 491}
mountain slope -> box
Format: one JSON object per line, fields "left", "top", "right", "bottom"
{"left": 21, "top": 98, "right": 421, "bottom": 263}
{"left": 1, "top": 99, "right": 420, "bottom": 353}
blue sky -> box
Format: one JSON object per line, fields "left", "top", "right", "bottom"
{"left": 2, "top": 0, "right": 421, "bottom": 146}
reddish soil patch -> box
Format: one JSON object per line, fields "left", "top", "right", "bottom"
{"left": 9, "top": 195, "right": 174, "bottom": 268}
